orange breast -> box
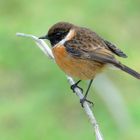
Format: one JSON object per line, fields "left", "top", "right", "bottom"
{"left": 52, "top": 45, "right": 104, "bottom": 80}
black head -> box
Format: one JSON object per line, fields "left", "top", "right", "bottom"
{"left": 39, "top": 22, "right": 73, "bottom": 46}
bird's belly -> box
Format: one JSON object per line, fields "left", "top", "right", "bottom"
{"left": 52, "top": 45, "right": 104, "bottom": 80}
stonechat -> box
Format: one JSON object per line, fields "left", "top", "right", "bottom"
{"left": 39, "top": 22, "right": 140, "bottom": 106}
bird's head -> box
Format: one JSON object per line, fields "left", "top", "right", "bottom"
{"left": 39, "top": 22, "right": 74, "bottom": 46}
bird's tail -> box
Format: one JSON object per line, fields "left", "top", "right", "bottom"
{"left": 114, "top": 63, "right": 140, "bottom": 79}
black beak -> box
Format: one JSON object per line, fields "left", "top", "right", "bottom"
{"left": 38, "top": 35, "right": 49, "bottom": 40}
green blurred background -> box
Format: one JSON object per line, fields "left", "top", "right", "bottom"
{"left": 0, "top": 0, "right": 140, "bottom": 140}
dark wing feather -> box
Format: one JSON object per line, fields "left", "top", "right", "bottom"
{"left": 104, "top": 40, "right": 127, "bottom": 58}
{"left": 65, "top": 42, "right": 121, "bottom": 67}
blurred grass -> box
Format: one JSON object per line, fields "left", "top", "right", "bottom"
{"left": 0, "top": 0, "right": 140, "bottom": 140}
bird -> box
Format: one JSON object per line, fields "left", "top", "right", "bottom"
{"left": 39, "top": 22, "right": 140, "bottom": 107}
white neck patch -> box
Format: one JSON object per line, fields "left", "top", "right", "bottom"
{"left": 54, "top": 29, "right": 76, "bottom": 47}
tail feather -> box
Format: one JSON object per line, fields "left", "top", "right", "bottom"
{"left": 114, "top": 63, "right": 140, "bottom": 79}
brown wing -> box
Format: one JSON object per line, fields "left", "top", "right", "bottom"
{"left": 65, "top": 43, "right": 121, "bottom": 66}
{"left": 65, "top": 27, "right": 122, "bottom": 66}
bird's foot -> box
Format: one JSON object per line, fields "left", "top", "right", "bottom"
{"left": 71, "top": 83, "right": 83, "bottom": 93}
{"left": 80, "top": 97, "right": 93, "bottom": 107}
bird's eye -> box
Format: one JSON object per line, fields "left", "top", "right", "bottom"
{"left": 55, "top": 32, "right": 61, "bottom": 36}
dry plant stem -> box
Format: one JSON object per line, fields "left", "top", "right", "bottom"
{"left": 16, "top": 32, "right": 104, "bottom": 140}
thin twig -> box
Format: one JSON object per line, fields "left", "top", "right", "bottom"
{"left": 16, "top": 32, "right": 104, "bottom": 140}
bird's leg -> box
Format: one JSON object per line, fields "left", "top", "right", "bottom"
{"left": 80, "top": 79, "right": 93, "bottom": 107}
{"left": 71, "top": 80, "right": 83, "bottom": 93}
